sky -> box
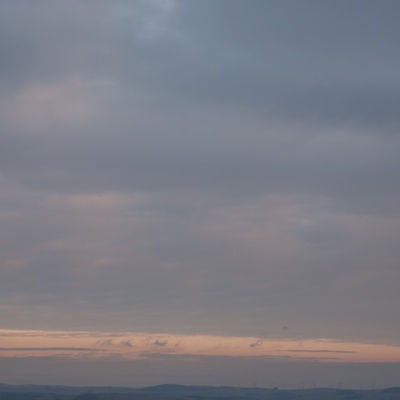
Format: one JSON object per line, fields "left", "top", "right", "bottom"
{"left": 1, "top": 0, "right": 400, "bottom": 389}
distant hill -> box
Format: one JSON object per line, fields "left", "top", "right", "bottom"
{"left": 0, "top": 383, "right": 399, "bottom": 400}
{"left": 382, "top": 387, "right": 400, "bottom": 393}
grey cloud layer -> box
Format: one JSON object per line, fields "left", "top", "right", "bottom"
{"left": 1, "top": 355, "right": 399, "bottom": 388}
{"left": 1, "top": 0, "right": 400, "bottom": 346}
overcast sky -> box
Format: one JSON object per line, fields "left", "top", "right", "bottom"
{"left": 1, "top": 0, "right": 400, "bottom": 388}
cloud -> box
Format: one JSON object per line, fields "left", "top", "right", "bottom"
{"left": 1, "top": 329, "right": 398, "bottom": 364}
{"left": 152, "top": 340, "right": 168, "bottom": 347}
{"left": 284, "top": 350, "right": 356, "bottom": 354}
{"left": 1, "top": 353, "right": 400, "bottom": 388}
{"left": 95, "top": 340, "right": 114, "bottom": 347}
{"left": 249, "top": 340, "right": 263, "bottom": 348}
{"left": 1, "top": 1, "right": 400, "bottom": 369}
{"left": 0, "top": 347, "right": 104, "bottom": 352}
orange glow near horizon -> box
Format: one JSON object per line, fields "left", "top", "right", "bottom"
{"left": 0, "top": 329, "right": 399, "bottom": 363}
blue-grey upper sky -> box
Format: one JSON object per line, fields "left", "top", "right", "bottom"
{"left": 1, "top": 0, "right": 400, "bottom": 387}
